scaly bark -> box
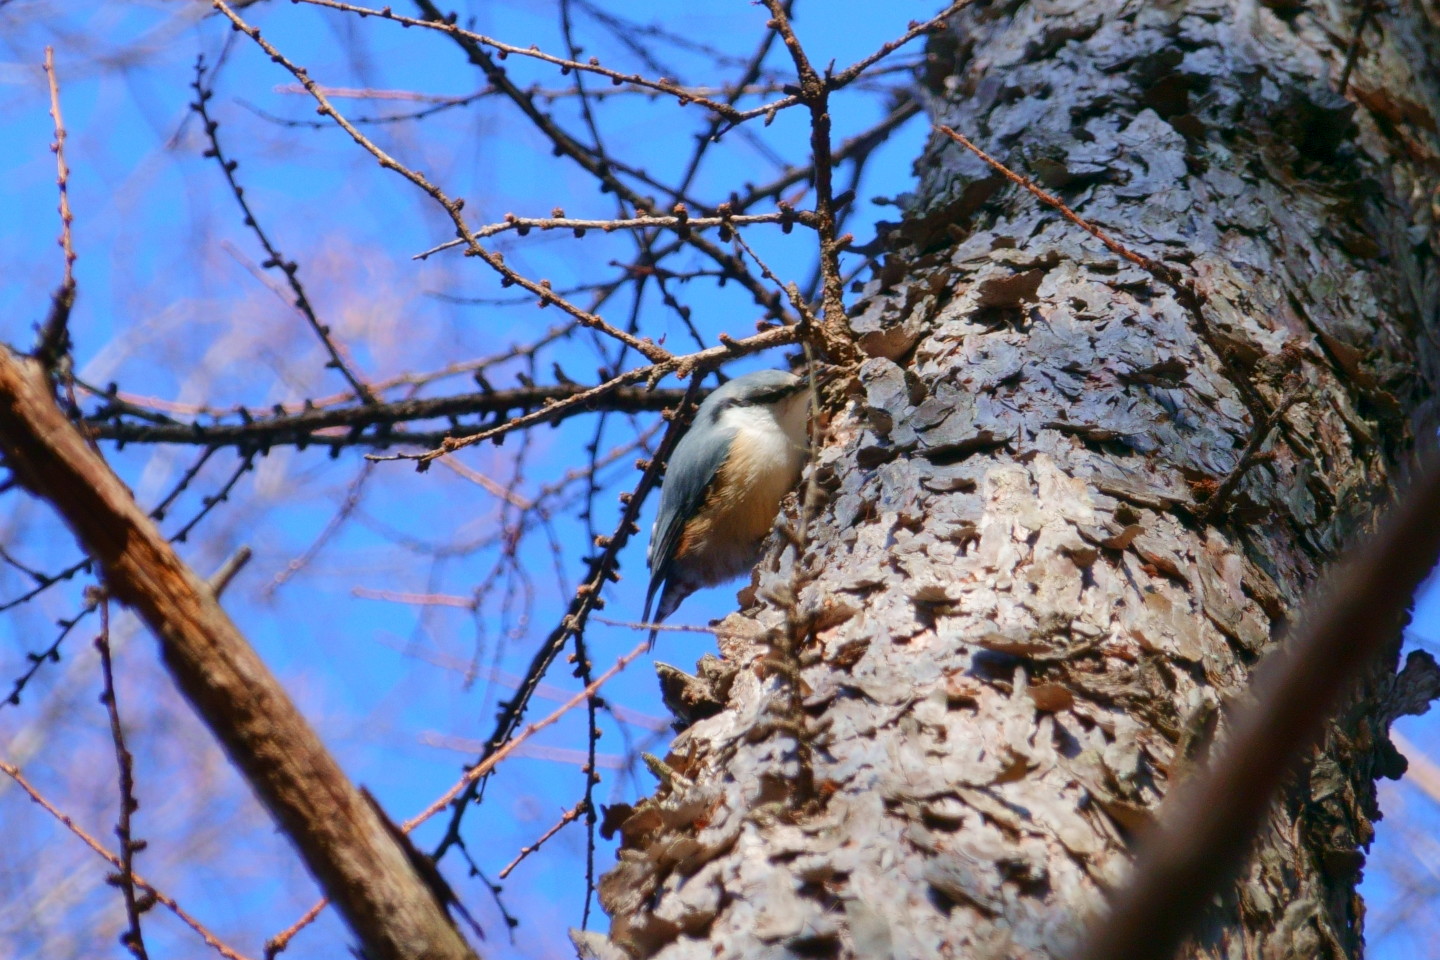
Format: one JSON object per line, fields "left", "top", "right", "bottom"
{"left": 593, "top": 2, "right": 1440, "bottom": 958}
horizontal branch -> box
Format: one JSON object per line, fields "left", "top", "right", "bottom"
{"left": 293, "top": 0, "right": 746, "bottom": 120}
{"left": 86, "top": 385, "right": 689, "bottom": 450}
{"left": 414, "top": 208, "right": 813, "bottom": 261}
{"left": 369, "top": 324, "right": 801, "bottom": 463}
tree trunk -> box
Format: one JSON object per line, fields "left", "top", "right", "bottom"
{"left": 593, "top": 2, "right": 1440, "bottom": 958}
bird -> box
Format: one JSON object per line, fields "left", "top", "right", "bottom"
{"left": 643, "top": 369, "right": 812, "bottom": 649}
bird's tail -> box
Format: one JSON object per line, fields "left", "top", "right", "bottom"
{"left": 642, "top": 579, "right": 662, "bottom": 651}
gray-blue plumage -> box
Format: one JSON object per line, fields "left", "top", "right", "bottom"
{"left": 644, "top": 369, "right": 808, "bottom": 647}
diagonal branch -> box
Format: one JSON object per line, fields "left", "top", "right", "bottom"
{"left": 1079, "top": 452, "right": 1440, "bottom": 960}
{"left": 293, "top": 0, "right": 746, "bottom": 121}
{"left": 0, "top": 758, "right": 254, "bottom": 960}
{"left": 211, "top": 0, "right": 672, "bottom": 364}
{"left": 0, "top": 345, "right": 478, "bottom": 960}
{"left": 192, "top": 56, "right": 377, "bottom": 404}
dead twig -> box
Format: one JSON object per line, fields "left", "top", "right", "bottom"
{"left": 1195, "top": 379, "right": 1305, "bottom": 522}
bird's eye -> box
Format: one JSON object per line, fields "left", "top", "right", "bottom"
{"left": 749, "top": 388, "right": 793, "bottom": 405}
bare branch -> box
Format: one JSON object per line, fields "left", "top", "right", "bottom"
{"left": 211, "top": 0, "right": 672, "bottom": 363}
{"left": 413, "top": 209, "right": 813, "bottom": 261}
{"left": 293, "top": 0, "right": 747, "bottom": 120}
{"left": 0, "top": 758, "right": 255, "bottom": 960}
{"left": 0, "top": 346, "right": 478, "bottom": 960}
{"left": 365, "top": 325, "right": 799, "bottom": 464}
{"left": 407, "top": 639, "right": 650, "bottom": 831}
{"left": 93, "top": 594, "right": 151, "bottom": 960}
{"left": 86, "top": 384, "right": 689, "bottom": 450}
{"left": 36, "top": 46, "right": 76, "bottom": 371}
{"left": 192, "top": 57, "right": 379, "bottom": 403}
{"left": 498, "top": 801, "right": 587, "bottom": 879}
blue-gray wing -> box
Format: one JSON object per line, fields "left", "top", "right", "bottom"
{"left": 644, "top": 414, "right": 734, "bottom": 622}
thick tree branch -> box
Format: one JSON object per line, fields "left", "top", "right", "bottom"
{"left": 1080, "top": 452, "right": 1440, "bottom": 960}
{"left": 0, "top": 347, "right": 478, "bottom": 960}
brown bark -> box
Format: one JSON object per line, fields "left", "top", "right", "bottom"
{"left": 0, "top": 348, "right": 477, "bottom": 960}
{"left": 592, "top": 2, "right": 1440, "bottom": 958}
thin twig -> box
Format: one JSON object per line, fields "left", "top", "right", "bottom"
{"left": 673, "top": 1, "right": 789, "bottom": 202}
{"left": 212, "top": 0, "right": 672, "bottom": 363}
{"left": 937, "top": 125, "right": 1167, "bottom": 276}
{"left": 413, "top": 209, "right": 812, "bottom": 261}
{"left": 497, "top": 801, "right": 587, "bottom": 879}
{"left": 408, "top": 638, "right": 650, "bottom": 830}
{"left": 363, "top": 326, "right": 798, "bottom": 464}
{"left": 83, "top": 324, "right": 576, "bottom": 420}
{"left": 263, "top": 899, "right": 327, "bottom": 960}
{"left": 292, "top": 0, "right": 746, "bottom": 120}
{"left": 36, "top": 46, "right": 76, "bottom": 371}
{"left": 724, "top": 3, "right": 965, "bottom": 126}
{"left": 731, "top": 231, "right": 820, "bottom": 328}
{"left": 190, "top": 56, "right": 378, "bottom": 403}
{"left": 270, "top": 638, "right": 650, "bottom": 953}
{"left": 1337, "top": 0, "right": 1378, "bottom": 94}
{"left": 0, "top": 759, "right": 255, "bottom": 960}
{"left": 87, "top": 384, "right": 688, "bottom": 450}
{"left": 1196, "top": 379, "right": 1305, "bottom": 522}
{"left": 93, "top": 593, "right": 151, "bottom": 960}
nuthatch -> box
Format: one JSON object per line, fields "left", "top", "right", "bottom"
{"left": 644, "top": 369, "right": 811, "bottom": 647}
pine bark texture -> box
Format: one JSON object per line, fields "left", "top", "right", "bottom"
{"left": 593, "top": 2, "right": 1440, "bottom": 959}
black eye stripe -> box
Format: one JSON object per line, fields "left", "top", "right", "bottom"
{"left": 737, "top": 387, "right": 799, "bottom": 406}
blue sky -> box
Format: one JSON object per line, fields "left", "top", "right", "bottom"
{"left": 1, "top": 2, "right": 1437, "bottom": 958}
